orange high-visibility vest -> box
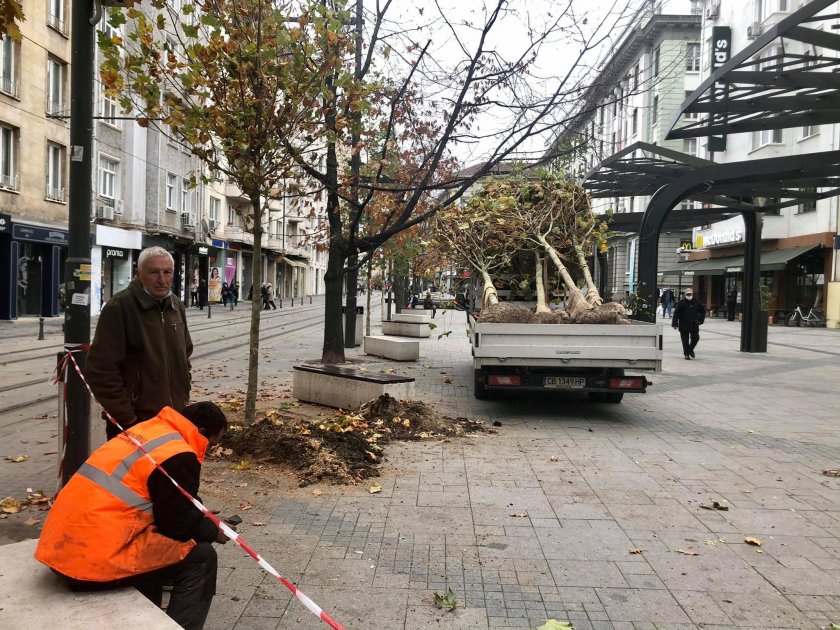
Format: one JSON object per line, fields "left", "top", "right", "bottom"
{"left": 35, "top": 407, "right": 209, "bottom": 581}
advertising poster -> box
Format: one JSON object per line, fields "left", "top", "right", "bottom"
{"left": 209, "top": 266, "right": 223, "bottom": 302}
{"left": 225, "top": 255, "right": 237, "bottom": 285}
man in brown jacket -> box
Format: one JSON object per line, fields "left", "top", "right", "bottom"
{"left": 87, "top": 246, "right": 193, "bottom": 439}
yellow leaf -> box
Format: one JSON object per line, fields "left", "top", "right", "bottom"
{"left": 369, "top": 484, "right": 382, "bottom": 494}
{"left": 1, "top": 497, "right": 22, "bottom": 514}
{"left": 677, "top": 549, "right": 699, "bottom": 556}
{"left": 8, "top": 454, "right": 28, "bottom": 463}
{"left": 230, "top": 460, "right": 252, "bottom": 471}
{"left": 629, "top": 547, "right": 644, "bottom": 554}
{"left": 744, "top": 536, "right": 762, "bottom": 547}
{"left": 312, "top": 489, "right": 324, "bottom": 497}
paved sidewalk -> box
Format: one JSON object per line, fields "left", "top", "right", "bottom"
{"left": 200, "top": 312, "right": 840, "bottom": 630}
{"left": 3, "top": 304, "right": 840, "bottom": 629}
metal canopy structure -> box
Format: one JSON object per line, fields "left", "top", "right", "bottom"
{"left": 668, "top": 0, "right": 840, "bottom": 139}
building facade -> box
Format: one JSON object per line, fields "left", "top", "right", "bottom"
{"left": 558, "top": 0, "right": 703, "bottom": 302}
{"left": 676, "top": 0, "right": 839, "bottom": 320}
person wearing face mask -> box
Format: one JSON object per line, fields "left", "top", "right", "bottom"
{"left": 87, "top": 246, "right": 193, "bottom": 439}
{"left": 671, "top": 288, "right": 705, "bottom": 360}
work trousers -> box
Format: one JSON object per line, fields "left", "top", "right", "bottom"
{"left": 63, "top": 542, "right": 218, "bottom": 630}
{"left": 679, "top": 328, "right": 699, "bottom": 356}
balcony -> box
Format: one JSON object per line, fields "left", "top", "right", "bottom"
{"left": 0, "top": 76, "right": 19, "bottom": 98}
{"left": 47, "top": 12, "right": 66, "bottom": 34}
{"left": 0, "top": 173, "right": 18, "bottom": 191}
{"left": 46, "top": 185, "right": 65, "bottom": 202}
{"left": 225, "top": 182, "right": 251, "bottom": 203}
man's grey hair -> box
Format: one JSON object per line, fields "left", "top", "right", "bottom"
{"left": 138, "top": 246, "right": 174, "bottom": 270}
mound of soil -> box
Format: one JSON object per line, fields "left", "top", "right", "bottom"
{"left": 220, "top": 395, "right": 490, "bottom": 486}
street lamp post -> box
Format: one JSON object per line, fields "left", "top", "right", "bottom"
{"left": 62, "top": 0, "right": 96, "bottom": 484}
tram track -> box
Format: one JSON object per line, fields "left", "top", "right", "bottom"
{"left": 0, "top": 306, "right": 327, "bottom": 426}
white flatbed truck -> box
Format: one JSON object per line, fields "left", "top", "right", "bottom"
{"left": 469, "top": 319, "right": 663, "bottom": 402}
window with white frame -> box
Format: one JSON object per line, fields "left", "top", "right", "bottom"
{"left": 0, "top": 35, "right": 18, "bottom": 97}
{"left": 759, "top": 0, "right": 788, "bottom": 20}
{"left": 227, "top": 205, "right": 236, "bottom": 225}
{"left": 181, "top": 178, "right": 191, "bottom": 214}
{"left": 684, "top": 91, "right": 699, "bottom": 120}
{"left": 651, "top": 95, "right": 659, "bottom": 126}
{"left": 752, "top": 128, "right": 783, "bottom": 150}
{"left": 654, "top": 46, "right": 660, "bottom": 76}
{"left": 99, "top": 82, "right": 118, "bottom": 126}
{"left": 690, "top": 0, "right": 702, "bottom": 15}
{"left": 797, "top": 188, "right": 817, "bottom": 214}
{"left": 47, "top": 58, "right": 65, "bottom": 115}
{"left": 209, "top": 196, "right": 220, "bottom": 224}
{"left": 801, "top": 124, "right": 818, "bottom": 139}
{"left": 685, "top": 43, "right": 701, "bottom": 72}
{"left": 166, "top": 173, "right": 177, "bottom": 210}
{"left": 631, "top": 108, "right": 638, "bottom": 136}
{"left": 46, "top": 143, "right": 64, "bottom": 201}
{"left": 98, "top": 155, "right": 118, "bottom": 199}
{"left": 682, "top": 138, "right": 697, "bottom": 157}
{"left": 47, "top": 0, "right": 66, "bottom": 33}
{"left": 0, "top": 124, "right": 17, "bottom": 190}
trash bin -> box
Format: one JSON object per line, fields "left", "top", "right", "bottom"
{"left": 341, "top": 305, "right": 364, "bottom": 346}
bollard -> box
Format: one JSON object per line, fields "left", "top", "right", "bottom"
{"left": 278, "top": 298, "right": 283, "bottom": 308}
{"left": 208, "top": 303, "right": 211, "bottom": 319}
{"left": 309, "top": 295, "right": 312, "bottom": 304}
{"left": 38, "top": 316, "right": 45, "bottom": 340}
{"left": 291, "top": 297, "right": 295, "bottom": 306}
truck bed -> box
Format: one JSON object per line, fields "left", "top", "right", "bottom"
{"left": 470, "top": 321, "right": 663, "bottom": 371}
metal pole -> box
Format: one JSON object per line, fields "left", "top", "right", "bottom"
{"left": 38, "top": 316, "right": 45, "bottom": 340}
{"left": 63, "top": 0, "right": 95, "bottom": 484}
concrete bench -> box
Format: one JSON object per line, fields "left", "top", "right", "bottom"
{"left": 364, "top": 335, "right": 420, "bottom": 361}
{"left": 293, "top": 364, "right": 415, "bottom": 409}
{"left": 390, "top": 312, "right": 431, "bottom": 324}
{"left": 381, "top": 320, "right": 431, "bottom": 338}
{"left": 0, "top": 538, "right": 180, "bottom": 629}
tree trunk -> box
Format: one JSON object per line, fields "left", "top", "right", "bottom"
{"left": 365, "top": 257, "right": 372, "bottom": 337}
{"left": 321, "top": 237, "right": 346, "bottom": 364}
{"left": 243, "top": 196, "right": 263, "bottom": 425}
{"left": 537, "top": 234, "right": 592, "bottom": 319}
{"left": 572, "top": 233, "right": 603, "bottom": 307}
{"left": 344, "top": 258, "right": 359, "bottom": 347}
{"left": 479, "top": 269, "right": 499, "bottom": 308}
{"left": 534, "top": 252, "right": 551, "bottom": 313}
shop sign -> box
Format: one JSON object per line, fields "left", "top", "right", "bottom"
{"left": 211, "top": 239, "right": 226, "bottom": 249}
{"left": 726, "top": 266, "right": 742, "bottom": 273}
{"left": 682, "top": 271, "right": 695, "bottom": 276}
{"left": 12, "top": 223, "right": 68, "bottom": 245}
{"left": 679, "top": 240, "right": 693, "bottom": 251}
{"left": 104, "top": 247, "right": 127, "bottom": 259}
{"left": 708, "top": 26, "right": 731, "bottom": 153}
{"left": 196, "top": 245, "right": 209, "bottom": 256}
{"left": 697, "top": 229, "right": 743, "bottom": 247}
{"left": 0, "top": 213, "right": 10, "bottom": 234}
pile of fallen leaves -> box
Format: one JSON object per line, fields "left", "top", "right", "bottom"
{"left": 218, "top": 394, "right": 489, "bottom": 487}
{"left": 0, "top": 489, "right": 51, "bottom": 526}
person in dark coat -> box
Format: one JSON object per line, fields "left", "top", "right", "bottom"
{"left": 423, "top": 291, "right": 436, "bottom": 318}
{"left": 672, "top": 288, "right": 705, "bottom": 360}
{"left": 229, "top": 281, "right": 239, "bottom": 310}
{"left": 659, "top": 287, "right": 674, "bottom": 317}
{"left": 727, "top": 288, "right": 738, "bottom": 321}
{"left": 198, "top": 279, "right": 208, "bottom": 310}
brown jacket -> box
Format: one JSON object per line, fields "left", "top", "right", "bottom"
{"left": 87, "top": 280, "right": 193, "bottom": 427}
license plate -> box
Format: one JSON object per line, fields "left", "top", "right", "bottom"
{"left": 543, "top": 376, "right": 586, "bottom": 389}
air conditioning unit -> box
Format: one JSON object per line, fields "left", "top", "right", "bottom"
{"left": 706, "top": 0, "right": 720, "bottom": 18}
{"left": 114, "top": 199, "right": 124, "bottom": 215}
{"left": 208, "top": 219, "right": 218, "bottom": 232}
{"left": 97, "top": 205, "right": 115, "bottom": 220}
{"left": 747, "top": 22, "right": 761, "bottom": 39}
{"left": 181, "top": 212, "right": 195, "bottom": 229}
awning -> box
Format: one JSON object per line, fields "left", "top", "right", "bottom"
{"left": 281, "top": 258, "right": 308, "bottom": 269}
{"left": 659, "top": 244, "right": 821, "bottom": 276}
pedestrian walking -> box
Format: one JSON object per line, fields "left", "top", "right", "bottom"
{"left": 672, "top": 288, "right": 705, "bottom": 360}
{"left": 198, "top": 279, "right": 208, "bottom": 311}
{"left": 727, "top": 288, "right": 738, "bottom": 321}
{"left": 265, "top": 283, "right": 277, "bottom": 310}
{"left": 221, "top": 282, "right": 229, "bottom": 307}
{"left": 229, "top": 281, "right": 239, "bottom": 310}
{"left": 87, "top": 246, "right": 193, "bottom": 439}
{"left": 659, "top": 287, "right": 674, "bottom": 318}
{"left": 35, "top": 403, "right": 229, "bottom": 630}
{"left": 260, "top": 283, "right": 268, "bottom": 309}
{"left": 190, "top": 279, "right": 198, "bottom": 308}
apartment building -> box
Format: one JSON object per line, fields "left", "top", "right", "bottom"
{"left": 0, "top": 0, "right": 71, "bottom": 319}
{"left": 557, "top": 0, "right": 703, "bottom": 302}
{"left": 1, "top": 3, "right": 327, "bottom": 320}
{"left": 675, "top": 0, "right": 839, "bottom": 319}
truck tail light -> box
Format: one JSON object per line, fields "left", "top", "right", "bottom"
{"left": 609, "top": 377, "right": 645, "bottom": 390}
{"left": 488, "top": 375, "right": 521, "bottom": 387}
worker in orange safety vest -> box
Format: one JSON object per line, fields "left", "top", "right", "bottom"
{"left": 35, "top": 402, "right": 228, "bottom": 630}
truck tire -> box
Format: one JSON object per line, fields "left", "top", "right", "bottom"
{"left": 474, "top": 370, "right": 489, "bottom": 399}
{"left": 587, "top": 392, "right": 606, "bottom": 403}
{"left": 604, "top": 392, "right": 624, "bottom": 403}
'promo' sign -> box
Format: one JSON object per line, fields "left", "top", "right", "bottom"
{"left": 708, "top": 26, "right": 731, "bottom": 153}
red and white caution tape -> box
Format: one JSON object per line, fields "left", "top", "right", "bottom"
{"left": 60, "top": 349, "right": 346, "bottom": 630}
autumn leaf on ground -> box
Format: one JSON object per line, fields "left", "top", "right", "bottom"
{"left": 23, "top": 517, "right": 40, "bottom": 526}
{"left": 677, "top": 549, "right": 699, "bottom": 556}
{"left": 312, "top": 489, "right": 324, "bottom": 497}
{"left": 1, "top": 497, "right": 22, "bottom": 513}
{"left": 369, "top": 484, "right": 382, "bottom": 494}
{"left": 230, "top": 460, "right": 252, "bottom": 471}
{"left": 509, "top": 513, "right": 528, "bottom": 518}
{"left": 744, "top": 536, "right": 762, "bottom": 546}
{"left": 537, "top": 621, "right": 574, "bottom": 630}
{"left": 443, "top": 377, "right": 452, "bottom": 384}
{"left": 432, "top": 587, "right": 457, "bottom": 610}
{"left": 7, "top": 454, "right": 28, "bottom": 463}
{"left": 437, "top": 330, "right": 453, "bottom": 340}
{"left": 822, "top": 469, "right": 840, "bottom": 477}
{"left": 699, "top": 500, "right": 729, "bottom": 511}
{"left": 251, "top": 521, "right": 267, "bottom": 526}
{"left": 629, "top": 547, "right": 644, "bottom": 554}
{"left": 239, "top": 501, "right": 253, "bottom": 511}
